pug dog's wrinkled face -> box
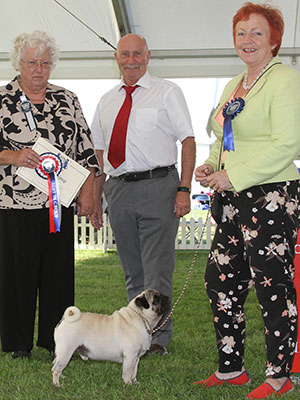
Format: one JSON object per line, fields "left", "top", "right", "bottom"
{"left": 135, "top": 289, "right": 170, "bottom": 319}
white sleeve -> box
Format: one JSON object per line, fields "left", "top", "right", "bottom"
{"left": 165, "top": 84, "right": 194, "bottom": 143}
{"left": 90, "top": 101, "right": 105, "bottom": 150}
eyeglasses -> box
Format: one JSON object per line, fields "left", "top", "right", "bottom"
{"left": 21, "top": 60, "right": 52, "bottom": 70}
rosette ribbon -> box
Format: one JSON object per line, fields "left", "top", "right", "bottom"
{"left": 222, "top": 97, "right": 245, "bottom": 152}
{"left": 19, "top": 95, "right": 37, "bottom": 131}
{"left": 47, "top": 171, "right": 61, "bottom": 233}
{"left": 36, "top": 153, "right": 62, "bottom": 233}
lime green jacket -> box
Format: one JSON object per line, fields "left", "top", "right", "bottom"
{"left": 206, "top": 57, "right": 300, "bottom": 192}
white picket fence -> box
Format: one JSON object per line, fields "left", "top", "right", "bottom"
{"left": 74, "top": 215, "right": 215, "bottom": 251}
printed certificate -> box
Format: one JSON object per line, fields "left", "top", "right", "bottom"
{"left": 16, "top": 137, "right": 90, "bottom": 207}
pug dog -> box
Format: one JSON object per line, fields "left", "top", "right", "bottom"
{"left": 52, "top": 289, "right": 170, "bottom": 386}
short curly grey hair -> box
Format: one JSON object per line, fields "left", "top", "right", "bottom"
{"left": 10, "top": 30, "right": 60, "bottom": 71}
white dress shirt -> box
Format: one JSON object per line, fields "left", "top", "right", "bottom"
{"left": 91, "top": 72, "right": 194, "bottom": 176}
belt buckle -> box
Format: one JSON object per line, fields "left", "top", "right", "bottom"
{"left": 119, "top": 174, "right": 129, "bottom": 182}
{"left": 123, "top": 173, "right": 139, "bottom": 181}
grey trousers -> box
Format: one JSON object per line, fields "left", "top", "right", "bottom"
{"left": 104, "top": 169, "right": 179, "bottom": 346}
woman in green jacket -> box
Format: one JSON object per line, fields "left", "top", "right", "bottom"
{"left": 194, "top": 3, "right": 300, "bottom": 399}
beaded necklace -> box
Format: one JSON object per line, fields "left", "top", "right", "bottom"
{"left": 242, "top": 58, "right": 273, "bottom": 90}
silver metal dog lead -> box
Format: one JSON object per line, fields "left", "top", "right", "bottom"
{"left": 150, "top": 199, "right": 215, "bottom": 335}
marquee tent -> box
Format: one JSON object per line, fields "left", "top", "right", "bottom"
{"left": 1, "top": 0, "right": 300, "bottom": 80}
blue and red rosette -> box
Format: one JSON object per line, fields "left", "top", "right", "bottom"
{"left": 36, "top": 152, "right": 62, "bottom": 233}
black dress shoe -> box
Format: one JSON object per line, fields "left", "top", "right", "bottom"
{"left": 12, "top": 350, "right": 31, "bottom": 359}
{"left": 145, "top": 344, "right": 168, "bottom": 356}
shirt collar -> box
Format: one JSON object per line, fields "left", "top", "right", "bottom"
{"left": 118, "top": 71, "right": 151, "bottom": 91}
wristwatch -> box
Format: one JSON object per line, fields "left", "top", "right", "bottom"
{"left": 177, "top": 186, "right": 191, "bottom": 193}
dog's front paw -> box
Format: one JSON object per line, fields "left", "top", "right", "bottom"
{"left": 123, "top": 377, "right": 139, "bottom": 385}
{"left": 52, "top": 373, "right": 65, "bottom": 387}
{"left": 53, "top": 378, "right": 61, "bottom": 387}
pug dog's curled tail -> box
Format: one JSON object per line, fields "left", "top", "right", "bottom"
{"left": 63, "top": 306, "right": 81, "bottom": 323}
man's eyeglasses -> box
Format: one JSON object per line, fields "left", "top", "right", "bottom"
{"left": 21, "top": 60, "right": 52, "bottom": 70}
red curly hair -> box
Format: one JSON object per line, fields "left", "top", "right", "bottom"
{"left": 233, "top": 2, "right": 284, "bottom": 56}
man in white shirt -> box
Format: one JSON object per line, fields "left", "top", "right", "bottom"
{"left": 90, "top": 34, "right": 195, "bottom": 354}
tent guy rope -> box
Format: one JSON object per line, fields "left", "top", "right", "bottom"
{"left": 53, "top": 0, "right": 117, "bottom": 50}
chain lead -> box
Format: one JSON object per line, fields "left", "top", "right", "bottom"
{"left": 151, "top": 203, "right": 213, "bottom": 335}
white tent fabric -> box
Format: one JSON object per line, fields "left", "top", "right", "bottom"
{"left": 0, "top": 0, "right": 300, "bottom": 80}
{"left": 0, "top": 0, "right": 120, "bottom": 79}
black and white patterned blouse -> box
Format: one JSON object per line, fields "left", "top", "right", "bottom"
{"left": 0, "top": 76, "right": 100, "bottom": 209}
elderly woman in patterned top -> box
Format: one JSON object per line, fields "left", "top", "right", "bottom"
{"left": 0, "top": 31, "right": 100, "bottom": 359}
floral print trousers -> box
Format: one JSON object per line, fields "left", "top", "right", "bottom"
{"left": 205, "top": 180, "right": 300, "bottom": 378}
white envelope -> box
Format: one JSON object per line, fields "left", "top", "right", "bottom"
{"left": 16, "top": 137, "right": 90, "bottom": 207}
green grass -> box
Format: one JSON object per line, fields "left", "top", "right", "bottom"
{"left": 0, "top": 250, "right": 300, "bottom": 399}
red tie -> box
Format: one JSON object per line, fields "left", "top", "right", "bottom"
{"left": 108, "top": 85, "right": 138, "bottom": 169}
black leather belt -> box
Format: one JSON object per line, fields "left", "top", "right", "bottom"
{"left": 111, "top": 164, "right": 176, "bottom": 182}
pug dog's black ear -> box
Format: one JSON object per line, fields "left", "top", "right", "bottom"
{"left": 135, "top": 294, "right": 150, "bottom": 309}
